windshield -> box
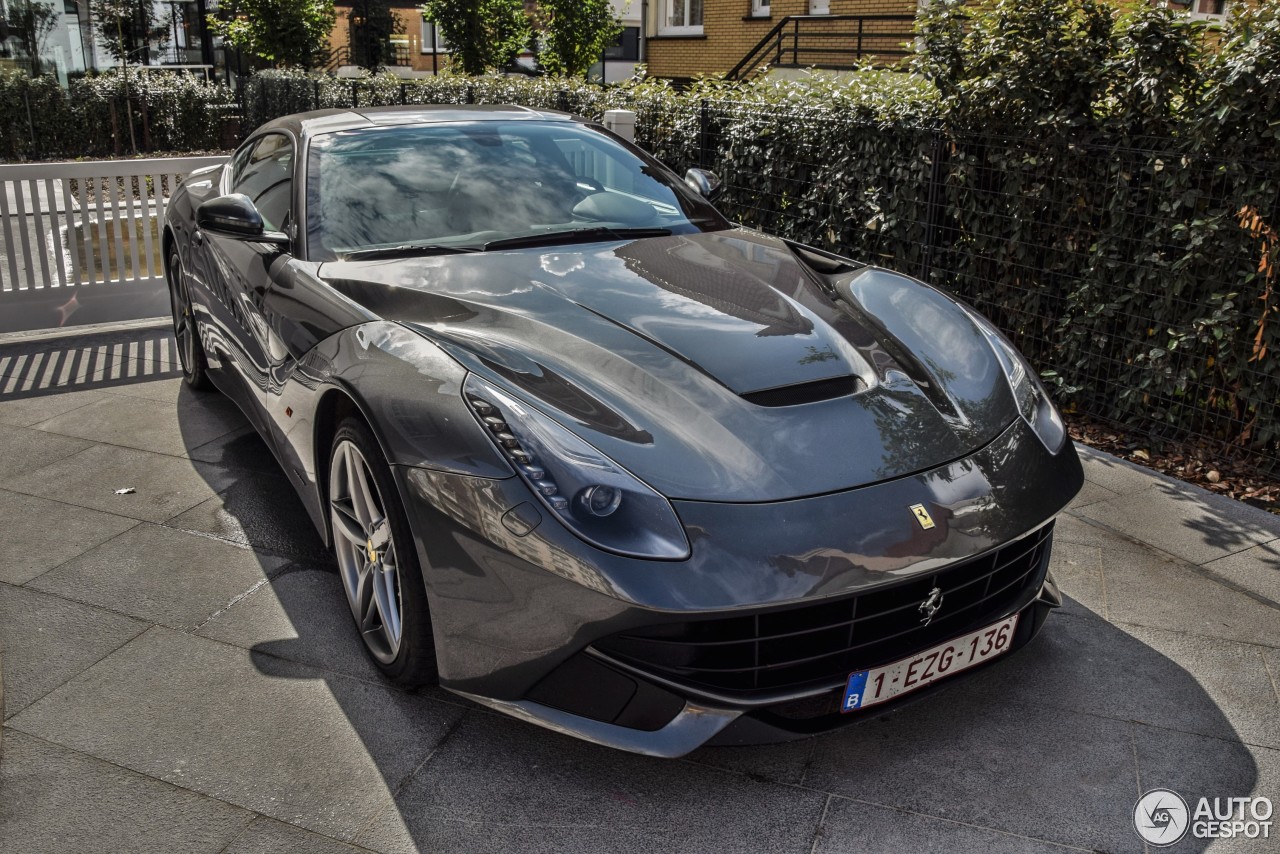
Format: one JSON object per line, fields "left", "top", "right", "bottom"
{"left": 305, "top": 120, "right": 729, "bottom": 261}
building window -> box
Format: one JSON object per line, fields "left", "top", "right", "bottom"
{"left": 1164, "top": 0, "right": 1229, "bottom": 20}
{"left": 421, "top": 19, "right": 450, "bottom": 53}
{"left": 662, "top": 0, "right": 703, "bottom": 34}
{"left": 603, "top": 26, "right": 640, "bottom": 61}
{"left": 750, "top": 0, "right": 769, "bottom": 17}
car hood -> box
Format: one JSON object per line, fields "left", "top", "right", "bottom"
{"left": 317, "top": 228, "right": 1019, "bottom": 502}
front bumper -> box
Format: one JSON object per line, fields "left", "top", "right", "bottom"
{"left": 393, "top": 417, "right": 1083, "bottom": 757}
{"left": 454, "top": 576, "right": 1062, "bottom": 757}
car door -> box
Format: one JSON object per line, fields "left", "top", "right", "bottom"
{"left": 200, "top": 132, "right": 295, "bottom": 428}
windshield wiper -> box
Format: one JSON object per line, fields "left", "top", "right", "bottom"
{"left": 482, "top": 227, "right": 673, "bottom": 252}
{"left": 340, "top": 243, "right": 479, "bottom": 261}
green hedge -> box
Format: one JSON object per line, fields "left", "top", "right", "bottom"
{"left": 0, "top": 69, "right": 236, "bottom": 160}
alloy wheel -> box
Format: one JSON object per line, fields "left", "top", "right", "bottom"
{"left": 167, "top": 251, "right": 196, "bottom": 376}
{"left": 329, "top": 439, "right": 404, "bottom": 664}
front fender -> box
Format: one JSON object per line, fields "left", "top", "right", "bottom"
{"left": 265, "top": 320, "right": 513, "bottom": 540}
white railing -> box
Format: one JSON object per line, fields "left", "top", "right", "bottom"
{"left": 0, "top": 156, "right": 225, "bottom": 296}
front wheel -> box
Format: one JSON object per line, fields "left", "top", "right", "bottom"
{"left": 166, "top": 248, "right": 213, "bottom": 391}
{"left": 328, "top": 417, "right": 438, "bottom": 687}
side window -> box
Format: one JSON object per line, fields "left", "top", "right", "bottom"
{"left": 232, "top": 133, "right": 294, "bottom": 232}
{"left": 227, "top": 138, "right": 255, "bottom": 186}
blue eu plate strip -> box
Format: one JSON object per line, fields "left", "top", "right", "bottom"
{"left": 842, "top": 670, "right": 869, "bottom": 713}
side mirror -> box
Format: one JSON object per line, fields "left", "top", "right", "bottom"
{"left": 197, "top": 193, "right": 288, "bottom": 245}
{"left": 684, "top": 168, "right": 724, "bottom": 202}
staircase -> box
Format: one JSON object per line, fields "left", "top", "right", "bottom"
{"left": 726, "top": 14, "right": 916, "bottom": 81}
{"left": 323, "top": 45, "right": 353, "bottom": 74}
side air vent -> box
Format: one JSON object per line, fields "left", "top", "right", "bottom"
{"left": 741, "top": 375, "right": 862, "bottom": 407}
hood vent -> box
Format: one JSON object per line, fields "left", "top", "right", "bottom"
{"left": 741, "top": 375, "right": 862, "bottom": 407}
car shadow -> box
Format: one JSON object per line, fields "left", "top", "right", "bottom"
{"left": 174, "top": 389, "right": 1258, "bottom": 853}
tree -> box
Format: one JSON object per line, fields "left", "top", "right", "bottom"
{"left": 348, "top": 0, "right": 404, "bottom": 71}
{"left": 5, "top": 0, "right": 59, "bottom": 76}
{"left": 209, "top": 0, "right": 336, "bottom": 69}
{"left": 91, "top": 0, "right": 170, "bottom": 153}
{"left": 91, "top": 0, "right": 169, "bottom": 65}
{"left": 537, "top": 0, "right": 621, "bottom": 78}
{"left": 419, "top": 0, "right": 530, "bottom": 75}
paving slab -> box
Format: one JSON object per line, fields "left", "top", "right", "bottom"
{"left": 0, "top": 729, "right": 255, "bottom": 854}
{"left": 685, "top": 737, "right": 816, "bottom": 786}
{"left": 31, "top": 391, "right": 247, "bottom": 457}
{"left": 2, "top": 443, "right": 243, "bottom": 523}
{"left": 0, "top": 422, "right": 92, "bottom": 481}
{"left": 167, "top": 471, "right": 330, "bottom": 563}
{"left": 7, "top": 626, "right": 467, "bottom": 843}
{"left": 101, "top": 375, "right": 203, "bottom": 403}
{"left": 1121, "top": 624, "right": 1280, "bottom": 750}
{"left": 1066, "top": 479, "right": 1120, "bottom": 510}
{"left": 1265, "top": 647, "right": 1280, "bottom": 702}
{"left": 1203, "top": 541, "right": 1280, "bottom": 606}
{"left": 221, "top": 817, "right": 371, "bottom": 854}
{"left": 1045, "top": 538, "right": 1106, "bottom": 618}
{"left": 28, "top": 522, "right": 288, "bottom": 631}
{"left": 0, "top": 385, "right": 109, "bottom": 427}
{"left": 1076, "top": 444, "right": 1165, "bottom": 496}
{"left": 1101, "top": 545, "right": 1280, "bottom": 648}
{"left": 353, "top": 710, "right": 828, "bottom": 854}
{"left": 1077, "top": 479, "right": 1280, "bottom": 566}
{"left": 965, "top": 611, "right": 1278, "bottom": 749}
{"left": 800, "top": 691, "right": 1140, "bottom": 853}
{"left": 0, "top": 487, "right": 138, "bottom": 585}
{"left": 195, "top": 565, "right": 382, "bottom": 683}
{"left": 185, "top": 425, "right": 287, "bottom": 474}
{"left": 0, "top": 582, "right": 147, "bottom": 718}
{"left": 1052, "top": 512, "right": 1154, "bottom": 556}
{"left": 814, "top": 797, "right": 1078, "bottom": 853}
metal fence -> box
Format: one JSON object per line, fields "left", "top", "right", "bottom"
{"left": 0, "top": 156, "right": 225, "bottom": 332}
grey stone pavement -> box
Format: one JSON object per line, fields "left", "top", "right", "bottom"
{"left": 0, "top": 321, "right": 1278, "bottom": 854}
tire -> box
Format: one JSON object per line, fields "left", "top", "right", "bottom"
{"left": 166, "top": 247, "right": 214, "bottom": 391}
{"left": 328, "top": 417, "right": 439, "bottom": 687}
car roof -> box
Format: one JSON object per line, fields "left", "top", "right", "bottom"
{"left": 254, "top": 104, "right": 578, "bottom": 139}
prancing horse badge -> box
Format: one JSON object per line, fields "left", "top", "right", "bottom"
{"left": 909, "top": 503, "right": 935, "bottom": 530}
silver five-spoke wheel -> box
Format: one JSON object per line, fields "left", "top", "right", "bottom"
{"left": 330, "top": 439, "right": 404, "bottom": 664}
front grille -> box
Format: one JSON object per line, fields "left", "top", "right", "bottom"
{"left": 594, "top": 523, "right": 1054, "bottom": 696}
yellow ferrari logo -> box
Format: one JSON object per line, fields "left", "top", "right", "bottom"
{"left": 366, "top": 539, "right": 377, "bottom": 563}
{"left": 909, "top": 504, "right": 935, "bottom": 530}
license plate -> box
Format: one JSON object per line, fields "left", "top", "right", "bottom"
{"left": 841, "top": 614, "right": 1020, "bottom": 712}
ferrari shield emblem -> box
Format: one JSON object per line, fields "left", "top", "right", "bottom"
{"left": 909, "top": 504, "right": 935, "bottom": 530}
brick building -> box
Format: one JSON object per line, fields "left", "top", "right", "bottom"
{"left": 643, "top": 0, "right": 921, "bottom": 81}
{"left": 640, "top": 0, "right": 1238, "bottom": 82}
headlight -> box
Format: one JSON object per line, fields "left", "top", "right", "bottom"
{"left": 463, "top": 374, "right": 690, "bottom": 560}
{"left": 966, "top": 311, "right": 1067, "bottom": 453}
